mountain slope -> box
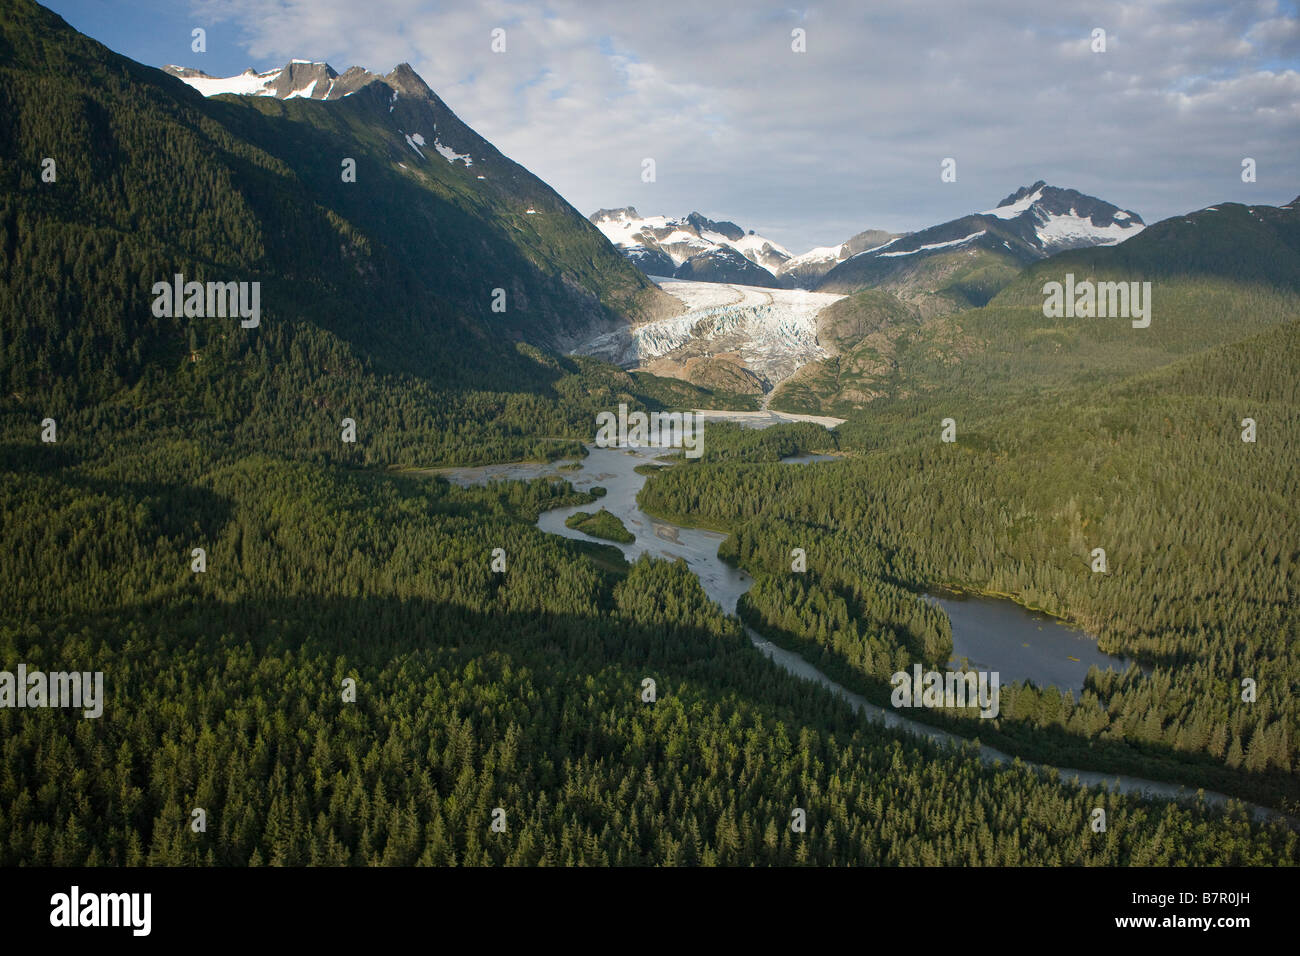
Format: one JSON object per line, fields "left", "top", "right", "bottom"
{"left": 816, "top": 181, "right": 1145, "bottom": 314}
{"left": 775, "top": 196, "right": 1299, "bottom": 415}
{"left": 1002, "top": 198, "right": 1300, "bottom": 295}
{"left": 164, "top": 59, "right": 682, "bottom": 350}
{"left": 768, "top": 289, "right": 921, "bottom": 411}
{"left": 0, "top": 0, "right": 729, "bottom": 467}
{"left": 778, "top": 228, "right": 900, "bottom": 289}
{"left": 0, "top": 1, "right": 677, "bottom": 420}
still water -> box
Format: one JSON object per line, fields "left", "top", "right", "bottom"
{"left": 927, "top": 590, "right": 1133, "bottom": 693}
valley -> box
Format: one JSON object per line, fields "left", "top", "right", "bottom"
{"left": 438, "top": 438, "right": 1289, "bottom": 826}
{"left": 2, "top": 0, "right": 1296, "bottom": 873}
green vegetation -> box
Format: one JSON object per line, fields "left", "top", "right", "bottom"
{"left": 565, "top": 508, "right": 635, "bottom": 543}
{"left": 815, "top": 289, "right": 922, "bottom": 352}
{"left": 692, "top": 421, "right": 838, "bottom": 464}
{"left": 0, "top": 0, "right": 1296, "bottom": 866}
{"left": 3, "top": 429, "right": 1295, "bottom": 865}
{"left": 817, "top": 241, "right": 1024, "bottom": 315}
{"left": 644, "top": 272, "right": 1300, "bottom": 810}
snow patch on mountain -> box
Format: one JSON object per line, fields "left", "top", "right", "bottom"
{"left": 846, "top": 237, "right": 901, "bottom": 260}
{"left": 165, "top": 66, "right": 284, "bottom": 97}
{"left": 1035, "top": 212, "right": 1135, "bottom": 248}
{"left": 983, "top": 186, "right": 1044, "bottom": 219}
{"left": 434, "top": 141, "right": 473, "bottom": 165}
{"left": 879, "top": 231, "right": 986, "bottom": 257}
{"left": 403, "top": 134, "right": 425, "bottom": 158}
{"left": 285, "top": 79, "right": 318, "bottom": 99}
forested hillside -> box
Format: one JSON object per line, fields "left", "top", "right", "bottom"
{"left": 0, "top": 0, "right": 675, "bottom": 410}
{"left": 773, "top": 200, "right": 1300, "bottom": 418}
{"left": 644, "top": 315, "right": 1300, "bottom": 809}
{"left": 3, "top": 424, "right": 1295, "bottom": 864}
{"left": 1, "top": 0, "right": 1296, "bottom": 866}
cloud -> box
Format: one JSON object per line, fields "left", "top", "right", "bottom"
{"left": 188, "top": 0, "right": 1300, "bottom": 251}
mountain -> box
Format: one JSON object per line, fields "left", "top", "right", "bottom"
{"left": 815, "top": 181, "right": 1146, "bottom": 315}
{"left": 1008, "top": 197, "right": 1300, "bottom": 291}
{"left": 151, "top": 57, "right": 686, "bottom": 354}
{"left": 0, "top": 0, "right": 717, "bottom": 461}
{"left": 774, "top": 195, "right": 1299, "bottom": 415}
{"left": 163, "top": 60, "right": 377, "bottom": 100}
{"left": 590, "top": 208, "right": 788, "bottom": 287}
{"left": 583, "top": 183, "right": 1144, "bottom": 390}
{"left": 777, "top": 228, "right": 900, "bottom": 289}
{"left": 590, "top": 207, "right": 910, "bottom": 291}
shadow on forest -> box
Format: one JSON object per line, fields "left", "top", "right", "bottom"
{"left": 21, "top": 583, "right": 1297, "bottom": 818}
{"left": 1, "top": 441, "right": 234, "bottom": 542}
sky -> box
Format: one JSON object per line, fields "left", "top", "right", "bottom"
{"left": 43, "top": 0, "right": 1300, "bottom": 253}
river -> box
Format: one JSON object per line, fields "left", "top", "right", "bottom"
{"left": 436, "top": 440, "right": 1288, "bottom": 826}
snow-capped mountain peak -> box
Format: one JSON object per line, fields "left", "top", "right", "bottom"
{"left": 163, "top": 60, "right": 494, "bottom": 182}
{"left": 163, "top": 60, "right": 362, "bottom": 100}
{"left": 589, "top": 208, "right": 793, "bottom": 287}
{"left": 163, "top": 59, "right": 450, "bottom": 104}
{"left": 783, "top": 243, "right": 846, "bottom": 268}
{"left": 983, "top": 180, "right": 1145, "bottom": 251}
{"left": 816, "top": 181, "right": 1147, "bottom": 308}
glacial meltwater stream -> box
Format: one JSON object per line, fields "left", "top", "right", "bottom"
{"left": 438, "top": 439, "right": 1288, "bottom": 826}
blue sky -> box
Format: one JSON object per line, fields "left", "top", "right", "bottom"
{"left": 43, "top": 0, "right": 1300, "bottom": 252}
{"left": 45, "top": 1, "right": 248, "bottom": 75}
